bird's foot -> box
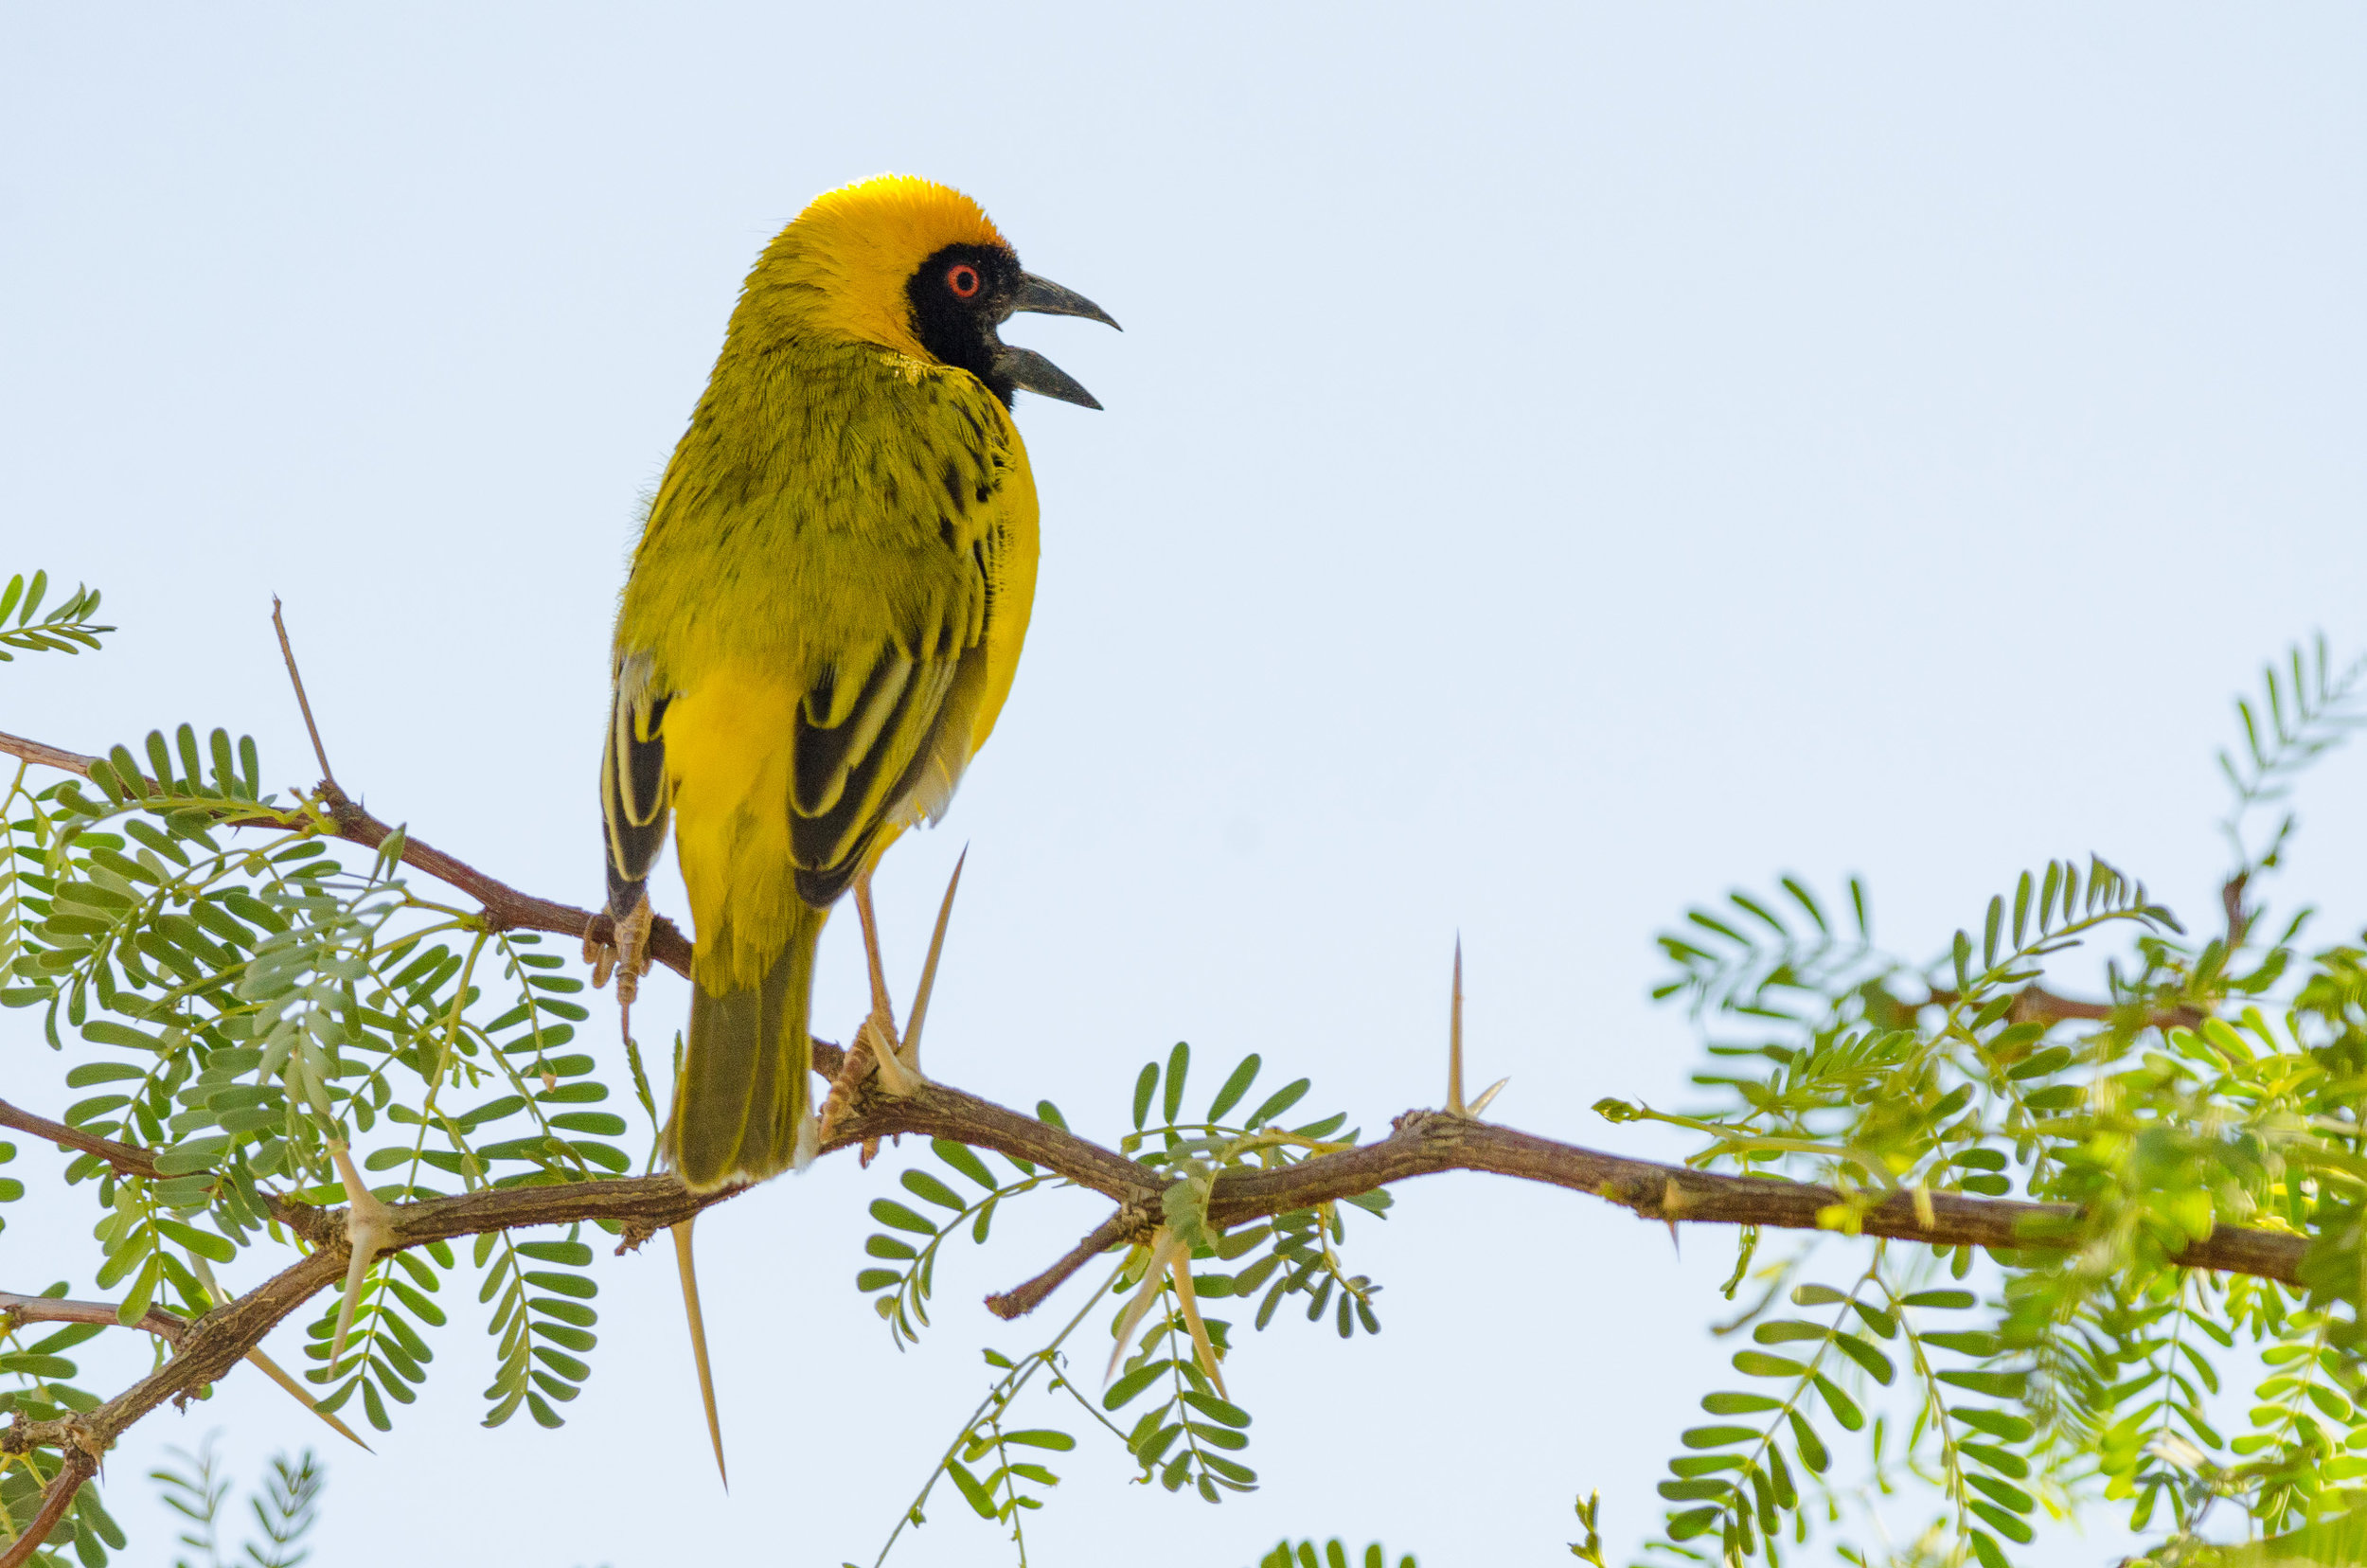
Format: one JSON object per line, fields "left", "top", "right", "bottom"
{"left": 858, "top": 1002, "right": 918, "bottom": 1096}
{"left": 584, "top": 899, "right": 654, "bottom": 1037}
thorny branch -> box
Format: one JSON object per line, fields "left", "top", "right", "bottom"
{"left": 0, "top": 726, "right": 2316, "bottom": 1541}
{"left": 0, "top": 729, "right": 693, "bottom": 976}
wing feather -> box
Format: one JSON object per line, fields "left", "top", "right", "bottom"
{"left": 601, "top": 655, "right": 672, "bottom": 916}
{"left": 789, "top": 647, "right": 964, "bottom": 904}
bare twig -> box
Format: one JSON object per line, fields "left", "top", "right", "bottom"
{"left": 0, "top": 1292, "right": 186, "bottom": 1344}
{"left": 985, "top": 1205, "right": 1148, "bottom": 1320}
{"left": 269, "top": 597, "right": 338, "bottom": 791}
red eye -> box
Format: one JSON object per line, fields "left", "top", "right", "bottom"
{"left": 946, "top": 263, "right": 981, "bottom": 299}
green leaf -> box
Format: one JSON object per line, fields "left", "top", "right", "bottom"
{"left": 1787, "top": 1410, "right": 1828, "bottom": 1473}
{"left": 1001, "top": 1428, "right": 1076, "bottom": 1451}
{"left": 1731, "top": 1351, "right": 1806, "bottom": 1378}
{"left": 1658, "top": 1479, "right": 1737, "bottom": 1504}
{"left": 1245, "top": 1078, "right": 1311, "bottom": 1128}
{"left": 1811, "top": 1373, "right": 1862, "bottom": 1431}
{"left": 1207, "top": 1054, "right": 1261, "bottom": 1121}
{"left": 932, "top": 1138, "right": 997, "bottom": 1189}
{"left": 1752, "top": 1320, "right": 1828, "bottom": 1345}
{"left": 1681, "top": 1425, "right": 1757, "bottom": 1449}
{"left": 869, "top": 1200, "right": 937, "bottom": 1236}
{"left": 154, "top": 1136, "right": 229, "bottom": 1175}
{"left": 1968, "top": 1502, "right": 2033, "bottom": 1544}
{"left": 1700, "top": 1392, "right": 1781, "bottom": 1415}
{"left": 80, "top": 1021, "right": 163, "bottom": 1051}
{"left": 946, "top": 1458, "right": 1000, "bottom": 1520}
{"left": 155, "top": 1219, "right": 235, "bottom": 1263}
{"left": 1901, "top": 1289, "right": 1976, "bottom": 1310}
{"left": 1182, "top": 1390, "right": 1251, "bottom": 1428}
{"left": 1960, "top": 1442, "right": 2029, "bottom": 1479}
{"left": 1163, "top": 1042, "right": 1190, "bottom": 1124}
{"left": 1104, "top": 1361, "right": 1171, "bottom": 1410}
{"left": 63, "top": 1061, "right": 145, "bottom": 1088}
{"left": 1938, "top": 1370, "right": 2028, "bottom": 1399}
{"left": 901, "top": 1169, "right": 968, "bottom": 1211}
{"left": 1828, "top": 1334, "right": 1894, "bottom": 1384}
{"left": 516, "top": 1240, "right": 595, "bottom": 1266}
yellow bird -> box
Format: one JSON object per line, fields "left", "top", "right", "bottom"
{"left": 598, "top": 175, "right": 1116, "bottom": 1192}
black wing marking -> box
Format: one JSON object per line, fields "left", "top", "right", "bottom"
{"left": 601, "top": 679, "right": 671, "bottom": 917}
{"left": 787, "top": 642, "right": 963, "bottom": 907}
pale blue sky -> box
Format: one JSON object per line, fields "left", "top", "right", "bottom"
{"left": 5, "top": 6, "right": 2365, "bottom": 1565}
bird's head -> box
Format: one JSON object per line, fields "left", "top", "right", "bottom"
{"left": 743, "top": 173, "right": 1119, "bottom": 409}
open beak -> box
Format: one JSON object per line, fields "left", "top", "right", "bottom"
{"left": 993, "top": 272, "right": 1120, "bottom": 410}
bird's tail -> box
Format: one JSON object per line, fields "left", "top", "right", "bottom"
{"left": 668, "top": 901, "right": 828, "bottom": 1191}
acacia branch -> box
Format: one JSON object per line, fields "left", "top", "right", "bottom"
{"left": 0, "top": 730, "right": 692, "bottom": 977}
{"left": 0, "top": 722, "right": 2317, "bottom": 1533}
{"left": 0, "top": 1060, "right": 2311, "bottom": 1530}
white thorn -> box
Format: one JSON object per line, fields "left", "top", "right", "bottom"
{"left": 1468, "top": 1076, "right": 1510, "bottom": 1117}
{"left": 325, "top": 1141, "right": 396, "bottom": 1372}
{"left": 902, "top": 846, "right": 967, "bottom": 1078}
{"left": 1447, "top": 935, "right": 1467, "bottom": 1116}
{"left": 1104, "top": 1230, "right": 1186, "bottom": 1387}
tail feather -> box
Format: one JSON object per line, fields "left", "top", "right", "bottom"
{"left": 670, "top": 902, "right": 827, "bottom": 1190}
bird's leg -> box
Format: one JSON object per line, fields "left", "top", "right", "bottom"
{"left": 851, "top": 870, "right": 914, "bottom": 1096}
{"left": 584, "top": 897, "right": 655, "bottom": 1040}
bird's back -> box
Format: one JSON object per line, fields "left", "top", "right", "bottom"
{"left": 616, "top": 328, "right": 1040, "bottom": 989}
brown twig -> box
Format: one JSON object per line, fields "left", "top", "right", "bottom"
{"left": 1921, "top": 983, "right": 2205, "bottom": 1033}
{"left": 0, "top": 729, "right": 694, "bottom": 978}
{"left": 2222, "top": 869, "right": 2252, "bottom": 953}
{"left": 0, "top": 1449, "right": 97, "bottom": 1568}
{"left": 0, "top": 1098, "right": 160, "bottom": 1180}
{"left": 0, "top": 1098, "right": 328, "bottom": 1242}
{"left": 985, "top": 1205, "right": 1149, "bottom": 1320}
{"left": 0, "top": 1292, "right": 187, "bottom": 1345}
